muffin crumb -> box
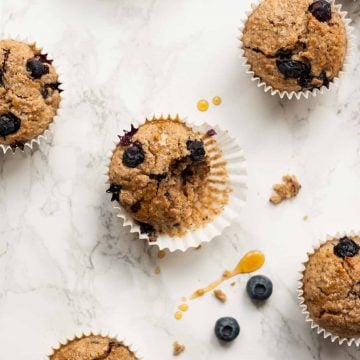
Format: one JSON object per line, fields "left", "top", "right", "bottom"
{"left": 173, "top": 341, "right": 185, "bottom": 356}
{"left": 214, "top": 289, "right": 227, "bottom": 302}
{"left": 270, "top": 175, "right": 301, "bottom": 204}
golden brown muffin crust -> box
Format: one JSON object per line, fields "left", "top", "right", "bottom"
{"left": 50, "top": 335, "right": 137, "bottom": 360}
{"left": 302, "top": 237, "right": 360, "bottom": 338}
{"left": 0, "top": 39, "right": 61, "bottom": 146}
{"left": 242, "top": 0, "right": 347, "bottom": 92}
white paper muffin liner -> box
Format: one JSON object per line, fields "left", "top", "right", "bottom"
{"left": 46, "top": 330, "right": 143, "bottom": 359}
{"left": 0, "top": 34, "right": 65, "bottom": 155}
{"left": 106, "top": 114, "right": 247, "bottom": 252}
{"left": 239, "top": 0, "right": 355, "bottom": 100}
{"left": 297, "top": 230, "right": 360, "bottom": 346}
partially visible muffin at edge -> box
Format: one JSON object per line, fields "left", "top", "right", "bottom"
{"left": 242, "top": 0, "right": 347, "bottom": 93}
{"left": 107, "top": 117, "right": 213, "bottom": 239}
{"left": 0, "top": 39, "right": 62, "bottom": 149}
{"left": 49, "top": 335, "right": 137, "bottom": 360}
{"left": 302, "top": 236, "right": 360, "bottom": 339}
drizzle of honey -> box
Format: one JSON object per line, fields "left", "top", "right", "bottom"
{"left": 212, "top": 96, "right": 222, "bottom": 106}
{"left": 190, "top": 250, "right": 265, "bottom": 299}
{"left": 197, "top": 99, "right": 209, "bottom": 112}
{"left": 178, "top": 303, "right": 188, "bottom": 312}
{"left": 158, "top": 250, "right": 166, "bottom": 259}
{"left": 174, "top": 311, "right": 183, "bottom": 320}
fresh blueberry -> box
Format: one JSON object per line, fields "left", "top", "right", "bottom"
{"left": 214, "top": 317, "right": 240, "bottom": 342}
{"left": 0, "top": 112, "right": 21, "bottom": 138}
{"left": 334, "top": 237, "right": 359, "bottom": 258}
{"left": 276, "top": 60, "right": 310, "bottom": 79}
{"left": 122, "top": 142, "right": 145, "bottom": 168}
{"left": 309, "top": 0, "right": 332, "bottom": 22}
{"left": 246, "top": 275, "right": 273, "bottom": 301}
{"left": 106, "top": 184, "right": 122, "bottom": 202}
{"left": 186, "top": 140, "right": 206, "bottom": 161}
{"left": 26, "top": 59, "right": 49, "bottom": 79}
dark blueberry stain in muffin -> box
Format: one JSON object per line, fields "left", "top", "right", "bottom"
{"left": 10, "top": 141, "right": 25, "bottom": 151}
{"left": 130, "top": 200, "right": 142, "bottom": 213}
{"left": 334, "top": 237, "right": 360, "bottom": 258}
{"left": 26, "top": 59, "right": 49, "bottom": 79}
{"left": 276, "top": 59, "right": 310, "bottom": 79}
{"left": 186, "top": 140, "right": 206, "bottom": 162}
{"left": 309, "top": 0, "right": 332, "bottom": 22}
{"left": 106, "top": 184, "right": 122, "bottom": 202}
{"left": 37, "top": 53, "right": 53, "bottom": 65}
{"left": 0, "top": 112, "right": 21, "bottom": 138}
{"left": 122, "top": 142, "right": 145, "bottom": 168}
{"left": 149, "top": 173, "right": 168, "bottom": 182}
{"left": 138, "top": 222, "right": 155, "bottom": 235}
{"left": 118, "top": 124, "right": 138, "bottom": 146}
{"left": 41, "top": 82, "right": 63, "bottom": 99}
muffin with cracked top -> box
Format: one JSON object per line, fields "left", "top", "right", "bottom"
{"left": 241, "top": 0, "right": 348, "bottom": 93}
{"left": 107, "top": 115, "right": 229, "bottom": 241}
{"left": 0, "top": 39, "right": 62, "bottom": 151}
{"left": 300, "top": 236, "right": 360, "bottom": 339}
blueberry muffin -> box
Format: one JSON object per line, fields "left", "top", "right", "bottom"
{"left": 301, "top": 236, "right": 360, "bottom": 338}
{"left": 50, "top": 335, "right": 137, "bottom": 360}
{"left": 242, "top": 0, "right": 347, "bottom": 93}
{"left": 0, "top": 39, "right": 62, "bottom": 150}
{"left": 107, "top": 116, "right": 215, "bottom": 239}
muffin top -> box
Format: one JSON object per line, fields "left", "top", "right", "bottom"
{"left": 302, "top": 236, "right": 360, "bottom": 338}
{"left": 242, "top": 0, "right": 347, "bottom": 92}
{"left": 0, "top": 39, "right": 61, "bottom": 148}
{"left": 108, "top": 117, "right": 210, "bottom": 236}
{"left": 50, "top": 335, "right": 136, "bottom": 360}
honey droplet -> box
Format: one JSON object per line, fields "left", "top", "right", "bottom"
{"left": 235, "top": 250, "right": 265, "bottom": 273}
{"left": 158, "top": 250, "right": 166, "bottom": 259}
{"left": 178, "top": 303, "right": 189, "bottom": 312}
{"left": 197, "top": 99, "right": 209, "bottom": 112}
{"left": 174, "top": 311, "right": 183, "bottom": 320}
{"left": 212, "top": 96, "right": 222, "bottom": 106}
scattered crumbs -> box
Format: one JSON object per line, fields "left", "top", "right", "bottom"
{"left": 230, "top": 282, "right": 236, "bottom": 287}
{"left": 173, "top": 341, "right": 185, "bottom": 356}
{"left": 195, "top": 245, "right": 202, "bottom": 250}
{"left": 270, "top": 174, "right": 301, "bottom": 205}
{"left": 158, "top": 250, "right": 166, "bottom": 259}
{"left": 154, "top": 266, "right": 161, "bottom": 274}
{"left": 212, "top": 96, "right": 222, "bottom": 106}
{"left": 303, "top": 215, "right": 309, "bottom": 221}
{"left": 213, "top": 289, "right": 227, "bottom": 302}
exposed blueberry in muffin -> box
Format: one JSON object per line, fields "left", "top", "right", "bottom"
{"left": 246, "top": 275, "right": 273, "bottom": 301}
{"left": 0, "top": 112, "right": 21, "bottom": 138}
{"left": 276, "top": 60, "right": 310, "bottom": 79}
{"left": 38, "top": 53, "right": 53, "bottom": 65}
{"left": 214, "top": 317, "right": 240, "bottom": 342}
{"left": 10, "top": 141, "right": 25, "bottom": 151}
{"left": 319, "top": 71, "right": 330, "bottom": 88}
{"left": 118, "top": 124, "right": 138, "bottom": 146}
{"left": 298, "top": 72, "right": 313, "bottom": 88}
{"left": 334, "top": 237, "right": 360, "bottom": 258}
{"left": 149, "top": 173, "right": 168, "bottom": 182}
{"left": 130, "top": 201, "right": 141, "bottom": 213}
{"left": 41, "top": 82, "right": 63, "bottom": 99}
{"left": 309, "top": 0, "right": 332, "bottom": 22}
{"left": 139, "top": 222, "right": 155, "bottom": 235}
{"left": 206, "top": 129, "right": 217, "bottom": 137}
{"left": 122, "top": 142, "right": 145, "bottom": 168}
{"left": 106, "top": 184, "right": 122, "bottom": 202}
{"left": 275, "top": 48, "right": 293, "bottom": 59}
{"left": 26, "top": 59, "right": 49, "bottom": 79}
{"left": 186, "top": 140, "right": 206, "bottom": 162}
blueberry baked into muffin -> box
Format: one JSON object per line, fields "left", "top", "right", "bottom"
{"left": 301, "top": 236, "right": 360, "bottom": 338}
{"left": 107, "top": 116, "right": 227, "bottom": 240}
{"left": 0, "top": 39, "right": 62, "bottom": 150}
{"left": 50, "top": 335, "right": 137, "bottom": 360}
{"left": 242, "top": 0, "right": 347, "bottom": 93}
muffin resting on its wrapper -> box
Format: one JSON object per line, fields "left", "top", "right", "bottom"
{"left": 0, "top": 39, "right": 62, "bottom": 153}
{"left": 107, "top": 115, "right": 247, "bottom": 252}
{"left": 299, "top": 234, "right": 360, "bottom": 345}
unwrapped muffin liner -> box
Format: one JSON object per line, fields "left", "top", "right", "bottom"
{"left": 0, "top": 34, "right": 65, "bottom": 155}
{"left": 106, "top": 115, "right": 247, "bottom": 252}
{"left": 297, "top": 230, "right": 360, "bottom": 346}
{"left": 239, "top": 0, "right": 355, "bottom": 100}
{"left": 46, "top": 330, "right": 143, "bottom": 359}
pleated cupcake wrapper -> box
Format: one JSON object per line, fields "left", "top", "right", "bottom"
{"left": 297, "top": 230, "right": 360, "bottom": 346}
{"left": 0, "top": 34, "right": 65, "bottom": 155}
{"left": 46, "top": 331, "right": 143, "bottom": 359}
{"left": 239, "top": 0, "right": 355, "bottom": 100}
{"left": 106, "top": 114, "right": 247, "bottom": 252}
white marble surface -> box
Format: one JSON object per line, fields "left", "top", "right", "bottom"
{"left": 0, "top": 0, "right": 359, "bottom": 359}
